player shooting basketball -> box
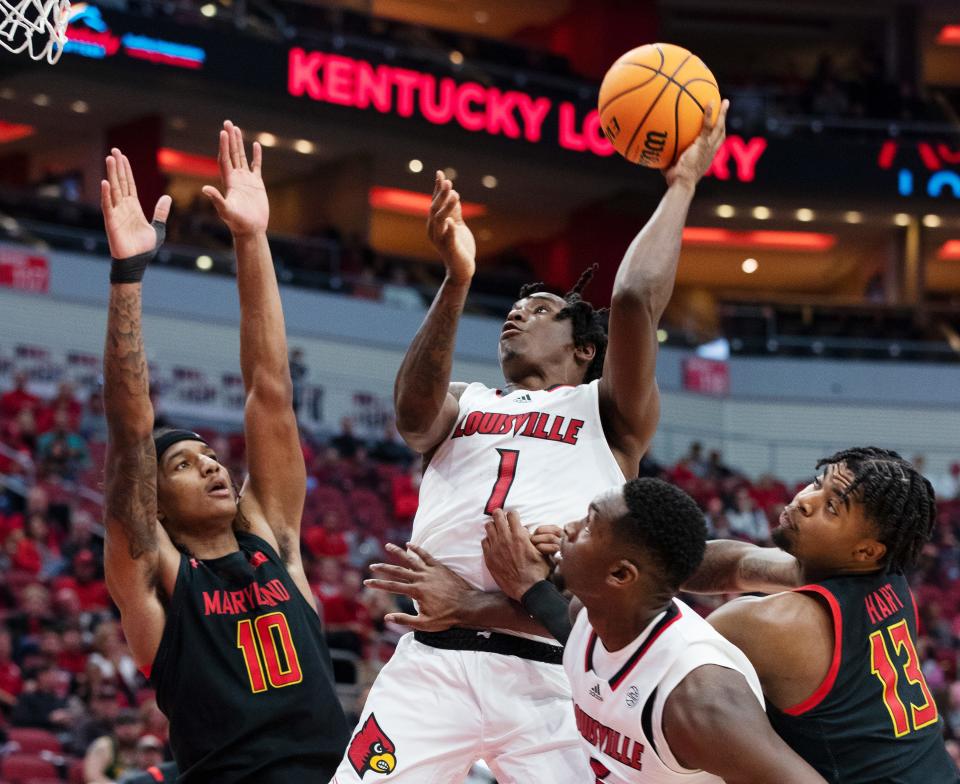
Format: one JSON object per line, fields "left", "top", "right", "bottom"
{"left": 101, "top": 123, "right": 347, "bottom": 782}
{"left": 333, "top": 100, "right": 729, "bottom": 783}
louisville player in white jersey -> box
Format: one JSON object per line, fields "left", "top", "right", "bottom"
{"left": 333, "top": 102, "right": 729, "bottom": 783}
{"left": 370, "top": 479, "right": 825, "bottom": 783}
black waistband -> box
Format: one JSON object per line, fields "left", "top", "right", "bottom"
{"left": 414, "top": 628, "right": 564, "bottom": 665}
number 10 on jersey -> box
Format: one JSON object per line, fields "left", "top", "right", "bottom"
{"left": 237, "top": 612, "right": 303, "bottom": 693}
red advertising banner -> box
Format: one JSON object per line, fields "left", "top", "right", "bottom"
{"left": 683, "top": 357, "right": 730, "bottom": 396}
{"left": 0, "top": 248, "right": 50, "bottom": 293}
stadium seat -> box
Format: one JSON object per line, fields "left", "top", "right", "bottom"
{"left": 0, "top": 754, "right": 57, "bottom": 783}
{"left": 7, "top": 727, "right": 61, "bottom": 754}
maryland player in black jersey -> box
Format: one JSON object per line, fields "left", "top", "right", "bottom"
{"left": 684, "top": 447, "right": 958, "bottom": 783}
{"left": 100, "top": 123, "right": 348, "bottom": 782}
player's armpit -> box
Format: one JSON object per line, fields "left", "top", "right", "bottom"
{"left": 662, "top": 665, "right": 826, "bottom": 784}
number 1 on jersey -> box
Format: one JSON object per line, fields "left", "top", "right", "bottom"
{"left": 484, "top": 449, "right": 519, "bottom": 515}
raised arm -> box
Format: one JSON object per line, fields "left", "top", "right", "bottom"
{"left": 100, "top": 149, "right": 179, "bottom": 667}
{"left": 662, "top": 664, "right": 826, "bottom": 783}
{"left": 394, "top": 172, "right": 476, "bottom": 454}
{"left": 599, "top": 101, "right": 729, "bottom": 464}
{"left": 202, "top": 122, "right": 305, "bottom": 563}
{"left": 682, "top": 539, "right": 803, "bottom": 595}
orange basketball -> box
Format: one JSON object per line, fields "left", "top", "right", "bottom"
{"left": 598, "top": 43, "right": 720, "bottom": 168}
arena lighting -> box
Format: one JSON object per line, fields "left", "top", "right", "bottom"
{"left": 443, "top": 167, "right": 457, "bottom": 180}
{"left": 0, "top": 87, "right": 14, "bottom": 99}
{"left": 196, "top": 255, "right": 214, "bottom": 270}
{"left": 369, "top": 186, "right": 486, "bottom": 219}
{"left": 937, "top": 25, "right": 960, "bottom": 45}
{"left": 200, "top": 3, "right": 217, "bottom": 17}
{"left": 894, "top": 213, "right": 911, "bottom": 226}
{"left": 407, "top": 159, "right": 423, "bottom": 173}
{"left": 741, "top": 258, "right": 759, "bottom": 274}
{"left": 938, "top": 240, "right": 960, "bottom": 260}
{"left": 256, "top": 132, "right": 277, "bottom": 147}
{"left": 32, "top": 94, "right": 50, "bottom": 106}
{"left": 922, "top": 214, "right": 941, "bottom": 228}
{"left": 715, "top": 204, "right": 735, "bottom": 218}
{"left": 796, "top": 208, "right": 815, "bottom": 222}
{"left": 292, "top": 139, "right": 315, "bottom": 154}
{"left": 656, "top": 329, "right": 668, "bottom": 343}
{"left": 681, "top": 227, "right": 837, "bottom": 251}
{"left": 481, "top": 175, "right": 498, "bottom": 189}
{"left": 157, "top": 148, "right": 221, "bottom": 179}
{"left": 844, "top": 211, "right": 863, "bottom": 224}
{"left": 70, "top": 100, "right": 89, "bottom": 113}
{"left": 752, "top": 206, "right": 771, "bottom": 220}
{"left": 0, "top": 121, "right": 36, "bottom": 144}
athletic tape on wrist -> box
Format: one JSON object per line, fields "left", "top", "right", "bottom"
{"left": 520, "top": 579, "right": 573, "bottom": 645}
{"left": 109, "top": 220, "right": 167, "bottom": 284}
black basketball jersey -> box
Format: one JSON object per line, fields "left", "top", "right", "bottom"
{"left": 148, "top": 530, "right": 348, "bottom": 783}
{"left": 767, "top": 571, "right": 958, "bottom": 783}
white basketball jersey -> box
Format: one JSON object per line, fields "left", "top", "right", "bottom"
{"left": 411, "top": 380, "right": 625, "bottom": 593}
{"left": 564, "top": 599, "right": 764, "bottom": 783}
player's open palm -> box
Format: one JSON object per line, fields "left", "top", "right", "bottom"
{"left": 100, "top": 148, "right": 171, "bottom": 260}
{"left": 202, "top": 120, "right": 268, "bottom": 237}
{"left": 427, "top": 170, "right": 475, "bottom": 284}
{"left": 664, "top": 98, "right": 730, "bottom": 189}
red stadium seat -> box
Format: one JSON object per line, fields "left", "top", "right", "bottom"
{"left": 7, "top": 727, "right": 61, "bottom": 754}
{"left": 24, "top": 778, "right": 64, "bottom": 784}
{"left": 67, "top": 757, "right": 85, "bottom": 784}
{"left": 0, "top": 754, "right": 57, "bottom": 783}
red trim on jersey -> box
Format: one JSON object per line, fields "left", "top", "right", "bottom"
{"left": 908, "top": 586, "right": 920, "bottom": 632}
{"left": 147, "top": 766, "right": 164, "bottom": 782}
{"left": 782, "top": 583, "right": 843, "bottom": 716}
{"left": 139, "top": 664, "right": 152, "bottom": 679}
{"left": 609, "top": 602, "right": 682, "bottom": 691}
{"left": 545, "top": 384, "right": 578, "bottom": 392}
{"left": 584, "top": 602, "right": 682, "bottom": 690}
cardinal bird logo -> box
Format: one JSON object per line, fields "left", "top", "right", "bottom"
{"left": 347, "top": 713, "right": 397, "bottom": 778}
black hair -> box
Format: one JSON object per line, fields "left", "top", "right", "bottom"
{"left": 614, "top": 478, "right": 707, "bottom": 590}
{"left": 816, "top": 447, "right": 937, "bottom": 573}
{"left": 518, "top": 264, "right": 609, "bottom": 383}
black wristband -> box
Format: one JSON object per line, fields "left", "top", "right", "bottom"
{"left": 520, "top": 579, "right": 573, "bottom": 645}
{"left": 109, "top": 219, "right": 167, "bottom": 284}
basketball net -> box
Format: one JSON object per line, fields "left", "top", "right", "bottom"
{"left": 0, "top": 0, "right": 71, "bottom": 64}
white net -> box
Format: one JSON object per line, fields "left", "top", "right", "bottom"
{"left": 0, "top": 0, "right": 71, "bottom": 64}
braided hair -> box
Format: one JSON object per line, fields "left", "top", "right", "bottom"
{"left": 816, "top": 447, "right": 937, "bottom": 573}
{"left": 518, "top": 264, "right": 609, "bottom": 383}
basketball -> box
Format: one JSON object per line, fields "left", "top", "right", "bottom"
{"left": 598, "top": 43, "right": 721, "bottom": 168}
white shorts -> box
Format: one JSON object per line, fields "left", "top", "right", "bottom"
{"left": 331, "top": 633, "right": 590, "bottom": 783}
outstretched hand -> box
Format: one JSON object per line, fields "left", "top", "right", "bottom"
{"left": 664, "top": 98, "right": 730, "bottom": 190}
{"left": 365, "top": 543, "right": 473, "bottom": 632}
{"left": 427, "top": 170, "right": 476, "bottom": 284}
{"left": 100, "top": 148, "right": 171, "bottom": 261}
{"left": 202, "top": 120, "right": 269, "bottom": 237}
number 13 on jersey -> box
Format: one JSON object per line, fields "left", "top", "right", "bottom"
{"left": 870, "top": 619, "right": 938, "bottom": 737}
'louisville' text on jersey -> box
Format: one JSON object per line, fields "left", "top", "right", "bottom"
{"left": 451, "top": 410, "right": 585, "bottom": 445}
{"left": 574, "top": 703, "right": 644, "bottom": 771}
{"left": 202, "top": 578, "right": 291, "bottom": 616}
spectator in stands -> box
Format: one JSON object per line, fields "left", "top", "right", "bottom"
{"left": 933, "top": 462, "right": 960, "bottom": 501}
{"left": 60, "top": 509, "right": 104, "bottom": 568}
{"left": 59, "top": 549, "right": 112, "bottom": 612}
{"left": 685, "top": 441, "right": 710, "bottom": 478}
{"left": 37, "top": 381, "right": 82, "bottom": 433}
{"left": 57, "top": 623, "right": 89, "bottom": 676}
{"left": 10, "top": 660, "right": 72, "bottom": 731}
{"left": 81, "top": 386, "right": 107, "bottom": 439}
{"left": 305, "top": 510, "right": 350, "bottom": 560}
{"left": 15, "top": 512, "right": 63, "bottom": 578}
{"left": 119, "top": 733, "right": 168, "bottom": 780}
{"left": 69, "top": 683, "right": 121, "bottom": 756}
{"left": 390, "top": 463, "right": 421, "bottom": 523}
{"left": 312, "top": 557, "right": 343, "bottom": 601}
{"left": 0, "top": 628, "right": 23, "bottom": 713}
{"left": 726, "top": 487, "right": 771, "bottom": 543}
{"left": 83, "top": 708, "right": 145, "bottom": 783}
{"left": 289, "top": 347, "right": 308, "bottom": 415}
{"left": 706, "top": 449, "right": 734, "bottom": 481}
{"left": 87, "top": 621, "right": 139, "bottom": 702}
{"left": 0, "top": 411, "right": 35, "bottom": 476}
{"left": 7, "top": 583, "right": 54, "bottom": 639}
{"left": 704, "top": 496, "right": 734, "bottom": 539}
{"left": 332, "top": 416, "right": 361, "bottom": 459}
{"left": 370, "top": 423, "right": 412, "bottom": 466}
{"left": 0, "top": 371, "right": 40, "bottom": 419}
{"left": 319, "top": 570, "right": 372, "bottom": 659}
{"left": 381, "top": 266, "right": 424, "bottom": 310}
{"left": 36, "top": 408, "right": 89, "bottom": 479}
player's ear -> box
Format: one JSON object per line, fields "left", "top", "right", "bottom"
{"left": 608, "top": 558, "right": 639, "bottom": 588}
{"left": 574, "top": 341, "right": 596, "bottom": 365}
{"left": 853, "top": 538, "right": 886, "bottom": 565}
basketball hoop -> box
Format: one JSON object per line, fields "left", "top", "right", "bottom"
{"left": 0, "top": 0, "right": 71, "bottom": 65}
